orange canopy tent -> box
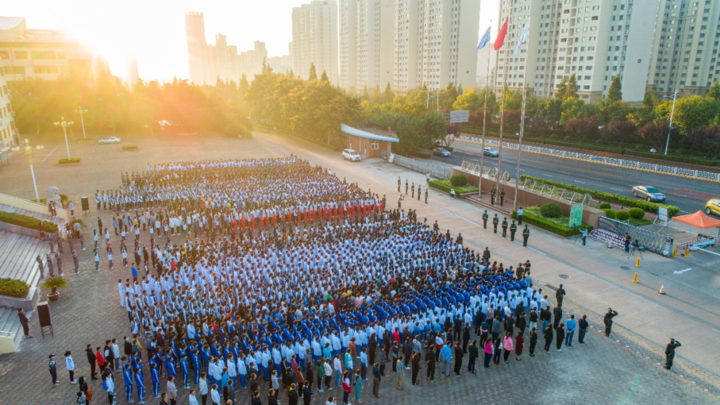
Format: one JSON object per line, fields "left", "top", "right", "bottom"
{"left": 672, "top": 211, "right": 720, "bottom": 229}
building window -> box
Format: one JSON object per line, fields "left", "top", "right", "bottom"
{"left": 15, "top": 51, "right": 28, "bottom": 59}
{"left": 370, "top": 142, "right": 379, "bottom": 150}
{"left": 4, "top": 66, "right": 25, "bottom": 75}
{"left": 33, "top": 66, "right": 59, "bottom": 74}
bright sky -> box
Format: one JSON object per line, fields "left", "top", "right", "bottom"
{"left": 4, "top": 0, "right": 499, "bottom": 83}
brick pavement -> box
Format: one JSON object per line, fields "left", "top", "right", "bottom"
{"left": 0, "top": 134, "right": 717, "bottom": 405}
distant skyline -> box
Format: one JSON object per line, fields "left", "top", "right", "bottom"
{"left": 3, "top": 0, "right": 498, "bottom": 83}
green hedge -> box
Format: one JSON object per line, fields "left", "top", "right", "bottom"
{"left": 428, "top": 179, "right": 479, "bottom": 194}
{"left": 0, "top": 278, "right": 30, "bottom": 298}
{"left": 450, "top": 174, "right": 468, "bottom": 187}
{"left": 59, "top": 158, "right": 81, "bottom": 164}
{"left": 122, "top": 144, "right": 139, "bottom": 150}
{"left": 519, "top": 175, "right": 680, "bottom": 217}
{"left": 512, "top": 209, "right": 593, "bottom": 238}
{"left": 616, "top": 210, "right": 630, "bottom": 221}
{"left": 603, "top": 209, "right": 616, "bottom": 219}
{"left": 0, "top": 211, "right": 58, "bottom": 233}
{"left": 629, "top": 207, "right": 645, "bottom": 219}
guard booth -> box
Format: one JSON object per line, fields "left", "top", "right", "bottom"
{"left": 340, "top": 122, "right": 399, "bottom": 159}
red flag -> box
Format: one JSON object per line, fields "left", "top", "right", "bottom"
{"left": 494, "top": 17, "right": 508, "bottom": 51}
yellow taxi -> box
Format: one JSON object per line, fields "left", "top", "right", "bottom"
{"left": 706, "top": 199, "right": 720, "bottom": 216}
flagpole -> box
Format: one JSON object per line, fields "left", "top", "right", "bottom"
{"left": 514, "top": 18, "right": 531, "bottom": 212}
{"left": 495, "top": 38, "right": 509, "bottom": 196}
{"left": 478, "top": 23, "right": 491, "bottom": 198}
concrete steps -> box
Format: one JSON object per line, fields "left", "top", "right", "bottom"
{"left": 0, "top": 231, "right": 51, "bottom": 291}
{"left": 0, "top": 203, "right": 65, "bottom": 227}
{"left": 0, "top": 307, "right": 29, "bottom": 353}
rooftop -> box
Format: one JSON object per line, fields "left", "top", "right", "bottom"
{"left": 341, "top": 121, "right": 399, "bottom": 143}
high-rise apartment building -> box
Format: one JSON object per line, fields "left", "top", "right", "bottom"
{"left": 0, "top": 68, "right": 17, "bottom": 149}
{"left": 647, "top": 0, "right": 720, "bottom": 97}
{"left": 0, "top": 17, "right": 94, "bottom": 82}
{"left": 494, "top": 0, "right": 659, "bottom": 104}
{"left": 339, "top": 0, "right": 394, "bottom": 93}
{"left": 185, "top": 12, "right": 209, "bottom": 85}
{"left": 394, "top": 0, "right": 481, "bottom": 93}
{"left": 292, "top": 1, "right": 338, "bottom": 83}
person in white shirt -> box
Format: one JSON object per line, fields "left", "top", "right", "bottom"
{"left": 188, "top": 388, "right": 199, "bottom": 405}
{"left": 64, "top": 351, "right": 76, "bottom": 384}
{"left": 210, "top": 384, "right": 221, "bottom": 405}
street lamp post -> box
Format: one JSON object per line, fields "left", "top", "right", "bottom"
{"left": 664, "top": 90, "right": 680, "bottom": 155}
{"left": 54, "top": 117, "right": 74, "bottom": 159}
{"left": 11, "top": 139, "right": 45, "bottom": 201}
{"left": 74, "top": 106, "right": 89, "bottom": 139}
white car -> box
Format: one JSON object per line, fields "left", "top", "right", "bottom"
{"left": 98, "top": 136, "right": 122, "bottom": 144}
{"left": 342, "top": 149, "right": 362, "bottom": 161}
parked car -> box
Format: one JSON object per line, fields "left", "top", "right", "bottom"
{"left": 632, "top": 185, "right": 666, "bottom": 202}
{"left": 98, "top": 136, "right": 122, "bottom": 144}
{"left": 483, "top": 147, "right": 500, "bottom": 157}
{"left": 706, "top": 199, "right": 720, "bottom": 216}
{"left": 342, "top": 149, "right": 362, "bottom": 161}
{"left": 433, "top": 148, "right": 451, "bottom": 157}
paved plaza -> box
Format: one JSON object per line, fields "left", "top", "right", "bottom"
{"left": 0, "top": 132, "right": 717, "bottom": 404}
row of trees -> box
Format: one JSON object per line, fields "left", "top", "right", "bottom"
{"left": 9, "top": 70, "right": 252, "bottom": 138}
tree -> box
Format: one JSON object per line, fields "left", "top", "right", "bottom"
{"left": 655, "top": 95, "right": 720, "bottom": 134}
{"left": 689, "top": 125, "right": 720, "bottom": 157}
{"left": 564, "top": 74, "right": 578, "bottom": 100}
{"left": 556, "top": 77, "right": 568, "bottom": 100}
{"left": 383, "top": 82, "right": 394, "bottom": 105}
{"left": 598, "top": 99, "right": 632, "bottom": 124}
{"left": 560, "top": 97, "right": 586, "bottom": 125}
{"left": 601, "top": 120, "right": 636, "bottom": 147}
{"left": 320, "top": 69, "right": 329, "bottom": 83}
{"left": 452, "top": 91, "right": 482, "bottom": 112}
{"left": 564, "top": 116, "right": 600, "bottom": 142}
{"left": 638, "top": 121, "right": 669, "bottom": 150}
{"left": 606, "top": 75, "right": 623, "bottom": 102}
{"left": 707, "top": 79, "right": 720, "bottom": 101}
{"left": 308, "top": 63, "right": 318, "bottom": 81}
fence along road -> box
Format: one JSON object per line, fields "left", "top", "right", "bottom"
{"left": 454, "top": 136, "right": 720, "bottom": 183}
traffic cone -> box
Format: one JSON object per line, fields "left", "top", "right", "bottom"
{"left": 658, "top": 284, "right": 666, "bottom": 295}
{"left": 684, "top": 248, "right": 690, "bottom": 258}
{"left": 635, "top": 257, "right": 640, "bottom": 267}
{"left": 632, "top": 272, "right": 638, "bottom": 283}
{"left": 672, "top": 248, "right": 677, "bottom": 258}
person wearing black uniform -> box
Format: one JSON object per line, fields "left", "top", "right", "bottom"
{"left": 509, "top": 221, "right": 517, "bottom": 242}
{"left": 522, "top": 225, "right": 530, "bottom": 246}
{"left": 492, "top": 215, "right": 499, "bottom": 234}
{"left": 490, "top": 187, "right": 496, "bottom": 205}
{"left": 665, "top": 339, "right": 681, "bottom": 370}
{"left": 456, "top": 233, "right": 463, "bottom": 246}
{"left": 482, "top": 210, "right": 489, "bottom": 229}
{"left": 604, "top": 308, "right": 618, "bottom": 337}
{"left": 411, "top": 182, "right": 415, "bottom": 198}
{"left": 397, "top": 177, "right": 401, "bottom": 192}
{"left": 433, "top": 220, "right": 439, "bottom": 232}
{"left": 417, "top": 184, "right": 421, "bottom": 200}
{"left": 424, "top": 188, "right": 428, "bottom": 204}
{"left": 501, "top": 217, "right": 508, "bottom": 237}
{"left": 405, "top": 180, "right": 409, "bottom": 195}
{"left": 499, "top": 188, "right": 505, "bottom": 205}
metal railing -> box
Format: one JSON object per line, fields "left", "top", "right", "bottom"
{"left": 461, "top": 161, "right": 510, "bottom": 182}
{"left": 455, "top": 136, "right": 720, "bottom": 182}
{"left": 598, "top": 216, "right": 674, "bottom": 256}
{"left": 392, "top": 155, "right": 451, "bottom": 179}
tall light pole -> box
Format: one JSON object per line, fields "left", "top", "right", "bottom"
{"left": 11, "top": 139, "right": 44, "bottom": 201}
{"left": 74, "top": 106, "right": 89, "bottom": 139}
{"left": 664, "top": 89, "right": 680, "bottom": 155}
{"left": 54, "top": 117, "right": 74, "bottom": 159}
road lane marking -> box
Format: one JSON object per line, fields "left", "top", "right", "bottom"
{"left": 42, "top": 146, "right": 59, "bottom": 162}
{"left": 673, "top": 268, "right": 693, "bottom": 275}
{"left": 696, "top": 248, "right": 720, "bottom": 257}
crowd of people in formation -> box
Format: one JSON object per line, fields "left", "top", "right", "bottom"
{"left": 65, "top": 156, "right": 594, "bottom": 405}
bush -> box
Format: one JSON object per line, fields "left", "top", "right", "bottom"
{"left": 549, "top": 134, "right": 559, "bottom": 139}
{"left": 540, "top": 203, "right": 563, "bottom": 218}
{"left": 519, "top": 175, "right": 680, "bottom": 217}
{"left": 603, "top": 209, "right": 616, "bottom": 219}
{"left": 615, "top": 210, "right": 630, "bottom": 220}
{"left": 512, "top": 209, "right": 593, "bottom": 238}
{"left": 414, "top": 151, "right": 432, "bottom": 159}
{"left": 59, "top": 158, "right": 81, "bottom": 164}
{"left": 563, "top": 136, "right": 573, "bottom": 141}
{"left": 122, "top": 145, "right": 139, "bottom": 150}
{"left": 629, "top": 207, "right": 645, "bottom": 220}
{"left": 428, "top": 179, "right": 478, "bottom": 194}
{"left": 675, "top": 148, "right": 688, "bottom": 155}
{"left": 635, "top": 144, "right": 646, "bottom": 151}
{"left": 0, "top": 278, "right": 30, "bottom": 298}
{"left": 450, "top": 174, "right": 468, "bottom": 187}
{"left": 0, "top": 211, "right": 58, "bottom": 233}
{"left": 599, "top": 202, "right": 611, "bottom": 209}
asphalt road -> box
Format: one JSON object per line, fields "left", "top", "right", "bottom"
{"left": 435, "top": 140, "right": 720, "bottom": 214}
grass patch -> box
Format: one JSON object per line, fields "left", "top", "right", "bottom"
{"left": 628, "top": 217, "right": 654, "bottom": 227}
{"left": 0, "top": 278, "right": 30, "bottom": 298}
{"left": 513, "top": 207, "right": 593, "bottom": 238}
{"left": 429, "top": 179, "right": 479, "bottom": 194}
{"left": 122, "top": 144, "right": 139, "bottom": 150}
{"left": 59, "top": 157, "right": 81, "bottom": 164}
{"left": 0, "top": 211, "right": 58, "bottom": 233}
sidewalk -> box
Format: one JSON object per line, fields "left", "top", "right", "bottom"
{"left": 255, "top": 131, "right": 720, "bottom": 383}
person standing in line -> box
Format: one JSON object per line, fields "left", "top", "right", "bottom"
{"left": 517, "top": 207, "right": 524, "bottom": 225}
{"left": 553, "top": 306, "right": 563, "bottom": 331}
{"left": 103, "top": 370, "right": 115, "bottom": 405}
{"left": 624, "top": 233, "right": 632, "bottom": 253}
{"left": 543, "top": 326, "right": 554, "bottom": 354}
{"left": 492, "top": 214, "right": 499, "bottom": 234}
{"left": 523, "top": 225, "right": 530, "bottom": 247}
{"left": 528, "top": 328, "right": 538, "bottom": 357}
{"left": 397, "top": 177, "right": 401, "bottom": 192}
{"left": 492, "top": 338, "right": 502, "bottom": 365}
{"left": 665, "top": 339, "right": 682, "bottom": 370}
{"left": 371, "top": 363, "right": 381, "bottom": 398}
{"left": 578, "top": 315, "right": 589, "bottom": 344}
{"left": 556, "top": 284, "right": 566, "bottom": 307}
{"left": 94, "top": 249, "right": 100, "bottom": 272}
{"left": 565, "top": 315, "right": 577, "bottom": 348}
{"left": 72, "top": 250, "right": 80, "bottom": 275}
{"left": 49, "top": 354, "right": 58, "bottom": 386}
{"left": 36, "top": 255, "right": 45, "bottom": 279}
{"left": 65, "top": 351, "right": 77, "bottom": 384}
{"left": 510, "top": 220, "right": 517, "bottom": 242}
{"left": 199, "top": 373, "right": 209, "bottom": 405}
{"left": 483, "top": 340, "right": 493, "bottom": 368}
{"left": 502, "top": 332, "right": 513, "bottom": 363}
{"left": 122, "top": 364, "right": 133, "bottom": 403}
{"left": 353, "top": 368, "right": 363, "bottom": 403}
{"left": 555, "top": 324, "right": 566, "bottom": 352}
{"left": 453, "top": 342, "right": 464, "bottom": 377}
{"left": 440, "top": 342, "right": 451, "bottom": 377}
{"left": 167, "top": 376, "right": 178, "bottom": 405}
{"left": 467, "top": 340, "right": 478, "bottom": 374}
{"left": 395, "top": 356, "right": 404, "bottom": 390}
{"left": 482, "top": 210, "right": 488, "bottom": 229}
{"left": 188, "top": 389, "right": 199, "bottom": 405}
{"left": 86, "top": 344, "right": 97, "bottom": 380}
{"left": 17, "top": 308, "right": 31, "bottom": 339}
{"left": 604, "top": 308, "right": 619, "bottom": 337}
{"left": 514, "top": 331, "right": 524, "bottom": 361}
